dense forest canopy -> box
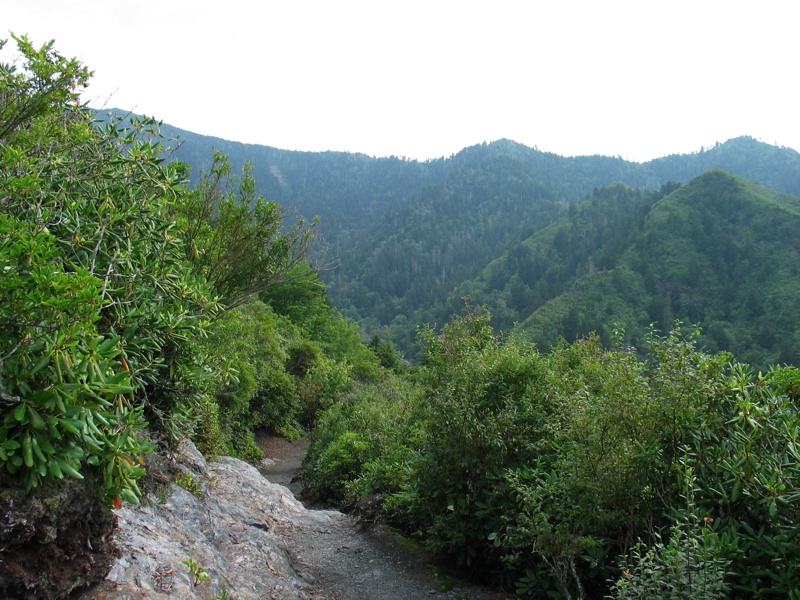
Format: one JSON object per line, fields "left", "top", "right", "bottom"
{"left": 455, "top": 171, "right": 800, "bottom": 370}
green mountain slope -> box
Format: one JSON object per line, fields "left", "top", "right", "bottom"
{"left": 327, "top": 151, "right": 563, "bottom": 352}
{"left": 510, "top": 170, "right": 800, "bottom": 368}
{"left": 646, "top": 136, "right": 800, "bottom": 195}
{"left": 453, "top": 181, "right": 675, "bottom": 330}
{"left": 97, "top": 108, "right": 448, "bottom": 248}
{"left": 158, "top": 126, "right": 800, "bottom": 261}
{"left": 318, "top": 140, "right": 800, "bottom": 356}
{"left": 101, "top": 110, "right": 800, "bottom": 359}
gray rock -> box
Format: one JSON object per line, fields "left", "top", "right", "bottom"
{"left": 77, "top": 443, "right": 336, "bottom": 600}
{"left": 76, "top": 441, "right": 511, "bottom": 600}
{"left": 176, "top": 438, "right": 208, "bottom": 475}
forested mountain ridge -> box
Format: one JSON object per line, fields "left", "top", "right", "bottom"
{"left": 110, "top": 109, "right": 800, "bottom": 359}
{"left": 453, "top": 180, "right": 674, "bottom": 332}
{"left": 483, "top": 170, "right": 800, "bottom": 369}
{"left": 123, "top": 106, "right": 800, "bottom": 256}
{"left": 318, "top": 139, "right": 800, "bottom": 355}
{"left": 137, "top": 113, "right": 446, "bottom": 247}
{"left": 326, "top": 152, "right": 565, "bottom": 352}
{"left": 646, "top": 136, "right": 800, "bottom": 196}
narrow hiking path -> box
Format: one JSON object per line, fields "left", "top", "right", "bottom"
{"left": 256, "top": 434, "right": 310, "bottom": 497}
{"left": 255, "top": 434, "right": 513, "bottom": 600}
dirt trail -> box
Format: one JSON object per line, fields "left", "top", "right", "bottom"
{"left": 255, "top": 434, "right": 512, "bottom": 600}
{"left": 256, "top": 434, "right": 310, "bottom": 496}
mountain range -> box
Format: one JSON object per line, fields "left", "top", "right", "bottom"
{"left": 120, "top": 110, "right": 800, "bottom": 367}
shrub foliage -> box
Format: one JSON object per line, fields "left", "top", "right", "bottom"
{"left": 0, "top": 35, "right": 371, "bottom": 508}
{"left": 0, "top": 35, "right": 218, "bottom": 505}
{"left": 305, "top": 305, "right": 800, "bottom": 597}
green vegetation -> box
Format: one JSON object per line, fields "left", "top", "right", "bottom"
{"left": 304, "top": 307, "right": 800, "bottom": 597}
{"left": 302, "top": 374, "right": 419, "bottom": 505}
{"left": 454, "top": 181, "right": 674, "bottom": 333}
{"left": 0, "top": 36, "right": 380, "bottom": 508}
{"left": 174, "top": 149, "right": 318, "bottom": 309}
{"left": 5, "top": 36, "right": 800, "bottom": 599}
{"left": 609, "top": 460, "right": 730, "bottom": 599}
{"left": 182, "top": 558, "right": 210, "bottom": 586}
{"left": 174, "top": 472, "right": 202, "bottom": 498}
{"left": 0, "top": 35, "right": 216, "bottom": 505}
{"left": 159, "top": 121, "right": 800, "bottom": 361}
{"left": 505, "top": 171, "right": 800, "bottom": 370}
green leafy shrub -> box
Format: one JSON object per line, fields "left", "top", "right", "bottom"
{"left": 203, "top": 300, "right": 300, "bottom": 457}
{"left": 308, "top": 309, "right": 737, "bottom": 595}
{"left": 767, "top": 364, "right": 800, "bottom": 401}
{"left": 182, "top": 558, "right": 210, "bottom": 586}
{"left": 677, "top": 362, "right": 800, "bottom": 596}
{"left": 403, "top": 315, "right": 800, "bottom": 596}
{"left": 305, "top": 432, "right": 369, "bottom": 501}
{"left": 302, "top": 376, "right": 420, "bottom": 505}
{"left": 174, "top": 472, "right": 203, "bottom": 498}
{"left": 610, "top": 458, "right": 730, "bottom": 599}
{"left": 175, "top": 150, "right": 318, "bottom": 310}
{"left": 398, "top": 307, "right": 549, "bottom": 580}
{"left": 0, "top": 35, "right": 217, "bottom": 505}
{"left": 311, "top": 312, "right": 381, "bottom": 381}
{"left": 297, "top": 355, "right": 351, "bottom": 424}
{"left": 610, "top": 517, "right": 729, "bottom": 600}
{"left": 367, "top": 334, "right": 403, "bottom": 372}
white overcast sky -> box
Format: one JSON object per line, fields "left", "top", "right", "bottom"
{"left": 3, "top": 1, "right": 799, "bottom": 162}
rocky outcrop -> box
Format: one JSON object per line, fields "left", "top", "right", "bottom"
{"left": 76, "top": 440, "right": 336, "bottom": 599}
{"left": 5, "top": 439, "right": 511, "bottom": 600}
